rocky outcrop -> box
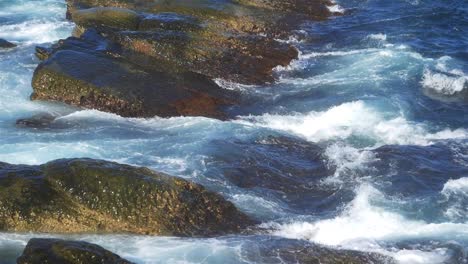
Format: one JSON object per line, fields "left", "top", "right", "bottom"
{"left": 0, "top": 158, "right": 254, "bottom": 236}
{"left": 30, "top": 0, "right": 333, "bottom": 119}
{"left": 31, "top": 30, "right": 236, "bottom": 119}
{"left": 0, "top": 39, "right": 16, "bottom": 49}
{"left": 17, "top": 238, "right": 133, "bottom": 264}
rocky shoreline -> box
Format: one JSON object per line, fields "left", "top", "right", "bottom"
{"left": 3, "top": 0, "right": 397, "bottom": 263}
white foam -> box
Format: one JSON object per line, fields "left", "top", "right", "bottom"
{"left": 0, "top": 20, "right": 73, "bottom": 44}
{"left": 0, "top": 0, "right": 66, "bottom": 17}
{"left": 299, "top": 48, "right": 380, "bottom": 59}
{"left": 274, "top": 35, "right": 304, "bottom": 44}
{"left": 393, "top": 249, "right": 449, "bottom": 264}
{"left": 214, "top": 79, "right": 258, "bottom": 91}
{"left": 239, "top": 101, "right": 467, "bottom": 146}
{"left": 421, "top": 56, "right": 467, "bottom": 95}
{"left": 421, "top": 69, "right": 467, "bottom": 95}
{"left": 231, "top": 194, "right": 286, "bottom": 219}
{"left": 368, "top": 33, "right": 387, "bottom": 41}
{"left": 442, "top": 177, "right": 468, "bottom": 194}
{"left": 327, "top": 2, "right": 345, "bottom": 14}
{"left": 441, "top": 177, "right": 468, "bottom": 221}
{"left": 270, "top": 184, "right": 465, "bottom": 263}
{"left": 322, "top": 144, "right": 376, "bottom": 185}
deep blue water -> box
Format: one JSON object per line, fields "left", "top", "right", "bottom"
{"left": 0, "top": 0, "right": 467, "bottom": 263}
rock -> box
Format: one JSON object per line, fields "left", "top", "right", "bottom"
{"left": 31, "top": 31, "right": 236, "bottom": 119}
{"left": 16, "top": 113, "right": 57, "bottom": 129}
{"left": 245, "top": 237, "right": 395, "bottom": 264}
{"left": 35, "top": 46, "right": 53, "bottom": 61}
{"left": 17, "top": 238, "right": 133, "bottom": 264}
{"left": 111, "top": 30, "right": 298, "bottom": 84}
{"left": 138, "top": 12, "right": 202, "bottom": 32}
{"left": 0, "top": 158, "right": 254, "bottom": 236}
{"left": 210, "top": 136, "right": 341, "bottom": 213}
{"left": 71, "top": 7, "right": 140, "bottom": 31}
{"left": 63, "top": 1, "right": 302, "bottom": 84}
{"left": 234, "top": 0, "right": 333, "bottom": 19}
{"left": 0, "top": 39, "right": 16, "bottom": 49}
{"left": 32, "top": 0, "right": 332, "bottom": 116}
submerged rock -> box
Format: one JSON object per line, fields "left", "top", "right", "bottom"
{"left": 210, "top": 136, "right": 345, "bottom": 214}
{"left": 246, "top": 236, "right": 395, "bottom": 264}
{"left": 0, "top": 158, "right": 254, "bottom": 236}
{"left": 0, "top": 39, "right": 16, "bottom": 49}
{"left": 17, "top": 238, "right": 133, "bottom": 264}
{"left": 16, "top": 113, "right": 57, "bottom": 129}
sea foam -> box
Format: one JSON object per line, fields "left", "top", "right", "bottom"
{"left": 421, "top": 56, "right": 467, "bottom": 96}
{"left": 239, "top": 101, "right": 467, "bottom": 146}
{"left": 269, "top": 184, "right": 466, "bottom": 263}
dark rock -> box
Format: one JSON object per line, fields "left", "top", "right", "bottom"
{"left": 16, "top": 113, "right": 57, "bottom": 129}
{"left": 209, "top": 136, "right": 342, "bottom": 214}
{"left": 371, "top": 143, "right": 468, "bottom": 196}
{"left": 17, "top": 238, "right": 133, "bottom": 264}
{"left": 31, "top": 31, "right": 236, "bottom": 119}
{"left": 0, "top": 39, "right": 16, "bottom": 49}
{"left": 244, "top": 236, "right": 395, "bottom": 264}
{"left": 35, "top": 46, "right": 53, "bottom": 61}
{"left": 0, "top": 158, "right": 254, "bottom": 236}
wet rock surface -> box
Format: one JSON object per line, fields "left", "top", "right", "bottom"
{"left": 0, "top": 39, "right": 16, "bottom": 49}
{"left": 0, "top": 158, "right": 254, "bottom": 236}
{"left": 250, "top": 237, "right": 395, "bottom": 264}
{"left": 16, "top": 113, "right": 59, "bottom": 129}
{"left": 30, "top": 0, "right": 333, "bottom": 118}
{"left": 212, "top": 136, "right": 339, "bottom": 213}
{"left": 17, "top": 238, "right": 133, "bottom": 264}
{"left": 31, "top": 30, "right": 236, "bottom": 119}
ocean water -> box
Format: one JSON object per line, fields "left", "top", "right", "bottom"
{"left": 0, "top": 0, "right": 467, "bottom": 263}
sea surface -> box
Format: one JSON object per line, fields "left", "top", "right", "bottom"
{"left": 0, "top": 0, "right": 467, "bottom": 263}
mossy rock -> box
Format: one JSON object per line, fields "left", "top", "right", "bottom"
{"left": 233, "top": 0, "right": 333, "bottom": 19}
{"left": 62, "top": 0, "right": 302, "bottom": 85}
{"left": 138, "top": 12, "right": 202, "bottom": 32}
{"left": 110, "top": 28, "right": 298, "bottom": 84}
{"left": 71, "top": 7, "right": 140, "bottom": 30}
{"left": 17, "top": 238, "right": 133, "bottom": 264}
{"left": 31, "top": 31, "right": 236, "bottom": 119}
{"left": 0, "top": 158, "right": 254, "bottom": 236}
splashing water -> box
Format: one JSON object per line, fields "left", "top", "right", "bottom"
{"left": 0, "top": 0, "right": 467, "bottom": 263}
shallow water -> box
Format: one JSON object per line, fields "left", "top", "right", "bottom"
{"left": 0, "top": 0, "right": 467, "bottom": 263}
